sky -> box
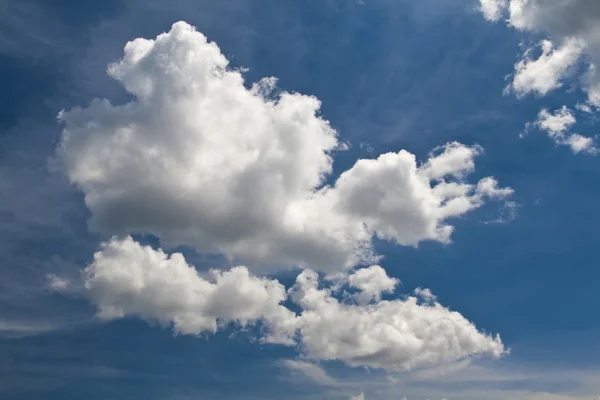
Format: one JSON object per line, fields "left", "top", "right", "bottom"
{"left": 1, "top": 0, "right": 600, "bottom": 399}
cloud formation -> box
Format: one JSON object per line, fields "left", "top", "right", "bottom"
{"left": 479, "top": 0, "right": 600, "bottom": 106}
{"left": 81, "top": 237, "right": 505, "bottom": 371}
{"left": 509, "top": 39, "right": 583, "bottom": 97}
{"left": 58, "top": 22, "right": 511, "bottom": 272}
{"left": 528, "top": 106, "right": 596, "bottom": 153}
{"left": 479, "top": 0, "right": 599, "bottom": 153}
{"left": 83, "top": 236, "right": 295, "bottom": 338}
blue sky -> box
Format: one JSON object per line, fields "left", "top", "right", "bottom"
{"left": 2, "top": 1, "right": 600, "bottom": 399}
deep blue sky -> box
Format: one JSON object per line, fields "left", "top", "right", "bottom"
{"left": 2, "top": 1, "right": 600, "bottom": 399}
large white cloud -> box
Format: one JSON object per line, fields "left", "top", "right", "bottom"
{"left": 57, "top": 21, "right": 511, "bottom": 272}
{"left": 81, "top": 237, "right": 506, "bottom": 371}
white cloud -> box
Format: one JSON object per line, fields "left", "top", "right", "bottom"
{"left": 509, "top": 39, "right": 583, "bottom": 97}
{"left": 479, "top": 0, "right": 507, "bottom": 22}
{"left": 536, "top": 106, "right": 576, "bottom": 135}
{"left": 347, "top": 265, "right": 399, "bottom": 304}
{"left": 479, "top": 0, "right": 600, "bottom": 107}
{"left": 82, "top": 237, "right": 505, "bottom": 371}
{"left": 534, "top": 107, "right": 596, "bottom": 154}
{"left": 414, "top": 287, "right": 437, "bottom": 302}
{"left": 83, "top": 236, "right": 295, "bottom": 339}
{"left": 289, "top": 269, "right": 505, "bottom": 371}
{"left": 57, "top": 21, "right": 512, "bottom": 273}
{"left": 563, "top": 133, "right": 595, "bottom": 154}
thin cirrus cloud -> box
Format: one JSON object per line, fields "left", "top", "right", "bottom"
{"left": 478, "top": 0, "right": 599, "bottom": 153}
{"left": 56, "top": 21, "right": 512, "bottom": 273}
{"left": 80, "top": 237, "right": 506, "bottom": 371}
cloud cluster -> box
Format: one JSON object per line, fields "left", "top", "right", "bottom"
{"left": 55, "top": 21, "right": 511, "bottom": 373}
{"left": 479, "top": 0, "right": 599, "bottom": 152}
{"left": 82, "top": 237, "right": 506, "bottom": 371}
{"left": 57, "top": 22, "right": 511, "bottom": 273}
{"left": 479, "top": 0, "right": 600, "bottom": 104}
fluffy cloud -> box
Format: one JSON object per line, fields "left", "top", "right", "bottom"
{"left": 530, "top": 106, "right": 596, "bottom": 154}
{"left": 346, "top": 265, "right": 399, "bottom": 304}
{"left": 82, "top": 237, "right": 505, "bottom": 371}
{"left": 83, "top": 236, "right": 295, "bottom": 338}
{"left": 509, "top": 39, "right": 583, "bottom": 97}
{"left": 479, "top": 0, "right": 600, "bottom": 107}
{"left": 57, "top": 22, "right": 511, "bottom": 273}
{"left": 289, "top": 269, "right": 505, "bottom": 370}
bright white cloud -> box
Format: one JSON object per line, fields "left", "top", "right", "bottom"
{"left": 479, "top": 0, "right": 600, "bottom": 107}
{"left": 347, "top": 265, "right": 399, "bottom": 304}
{"left": 57, "top": 22, "right": 512, "bottom": 273}
{"left": 83, "top": 236, "right": 295, "bottom": 338}
{"left": 82, "top": 237, "right": 505, "bottom": 371}
{"left": 289, "top": 269, "right": 505, "bottom": 371}
{"left": 533, "top": 107, "right": 596, "bottom": 154}
{"left": 509, "top": 39, "right": 583, "bottom": 97}
{"left": 563, "top": 133, "right": 595, "bottom": 154}
{"left": 536, "top": 106, "right": 576, "bottom": 135}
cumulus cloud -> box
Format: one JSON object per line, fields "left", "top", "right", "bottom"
{"left": 57, "top": 21, "right": 512, "bottom": 273}
{"left": 82, "top": 237, "right": 506, "bottom": 371}
{"left": 479, "top": 0, "right": 600, "bottom": 107}
{"left": 532, "top": 106, "right": 596, "bottom": 154}
{"left": 289, "top": 269, "right": 505, "bottom": 370}
{"left": 346, "top": 265, "right": 399, "bottom": 304}
{"left": 83, "top": 236, "right": 295, "bottom": 338}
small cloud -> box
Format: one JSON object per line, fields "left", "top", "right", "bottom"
{"left": 46, "top": 274, "right": 71, "bottom": 292}
{"left": 482, "top": 200, "right": 519, "bottom": 225}
{"left": 414, "top": 287, "right": 437, "bottom": 302}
